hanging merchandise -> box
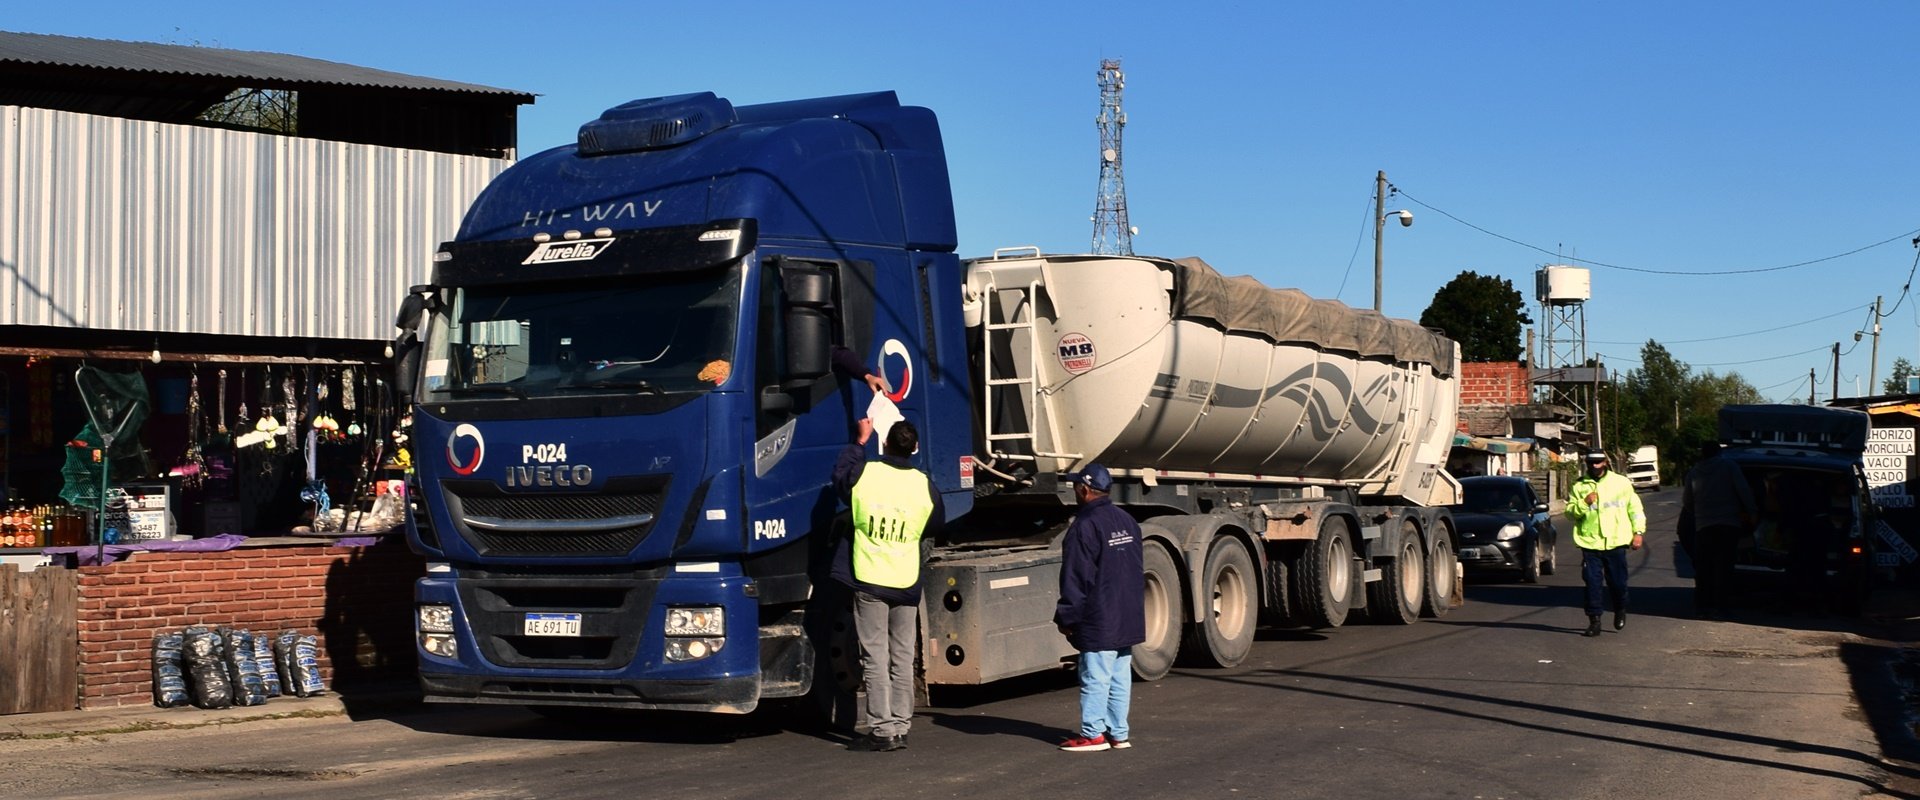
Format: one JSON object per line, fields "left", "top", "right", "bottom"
{"left": 173, "top": 369, "right": 206, "bottom": 490}
{"left": 236, "top": 368, "right": 282, "bottom": 451}
{"left": 235, "top": 367, "right": 250, "bottom": 433}
{"left": 210, "top": 368, "right": 231, "bottom": 447}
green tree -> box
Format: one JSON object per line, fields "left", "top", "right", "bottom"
{"left": 1419, "top": 271, "right": 1530, "bottom": 362}
{"left": 1885, "top": 356, "right": 1916, "bottom": 395}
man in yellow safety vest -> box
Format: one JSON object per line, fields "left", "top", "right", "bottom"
{"left": 831, "top": 417, "right": 943, "bottom": 752}
{"left": 1565, "top": 450, "right": 1646, "bottom": 637}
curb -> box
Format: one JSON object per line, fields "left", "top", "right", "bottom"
{"left": 0, "top": 686, "right": 422, "bottom": 741}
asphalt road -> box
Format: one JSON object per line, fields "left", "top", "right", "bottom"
{"left": 4, "top": 487, "right": 1918, "bottom": 799}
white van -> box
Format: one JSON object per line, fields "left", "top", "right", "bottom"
{"left": 1626, "top": 445, "right": 1660, "bottom": 491}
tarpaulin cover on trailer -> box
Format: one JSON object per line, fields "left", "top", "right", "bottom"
{"left": 1169, "top": 256, "right": 1457, "bottom": 377}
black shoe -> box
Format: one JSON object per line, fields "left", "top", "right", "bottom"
{"left": 888, "top": 734, "right": 907, "bottom": 751}
{"left": 1584, "top": 616, "right": 1602, "bottom": 637}
{"left": 1614, "top": 611, "right": 1627, "bottom": 631}
{"left": 847, "top": 733, "right": 890, "bottom": 752}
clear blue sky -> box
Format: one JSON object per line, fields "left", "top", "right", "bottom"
{"left": 15, "top": 2, "right": 1920, "bottom": 401}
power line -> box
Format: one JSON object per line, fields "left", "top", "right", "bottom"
{"left": 1599, "top": 343, "right": 1831, "bottom": 369}
{"left": 1393, "top": 188, "right": 1920, "bottom": 276}
{"left": 1589, "top": 302, "right": 1870, "bottom": 345}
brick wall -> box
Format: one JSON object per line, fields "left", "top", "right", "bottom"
{"left": 1458, "top": 361, "right": 1532, "bottom": 409}
{"left": 73, "top": 538, "right": 423, "bottom": 709}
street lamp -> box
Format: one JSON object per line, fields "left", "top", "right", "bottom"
{"left": 1373, "top": 170, "right": 1413, "bottom": 312}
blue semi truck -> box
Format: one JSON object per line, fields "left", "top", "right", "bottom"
{"left": 394, "top": 91, "right": 1465, "bottom": 715}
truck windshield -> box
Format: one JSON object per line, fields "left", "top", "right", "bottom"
{"left": 422, "top": 262, "right": 743, "bottom": 399}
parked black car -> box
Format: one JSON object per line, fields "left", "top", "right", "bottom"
{"left": 1449, "top": 476, "right": 1558, "bottom": 583}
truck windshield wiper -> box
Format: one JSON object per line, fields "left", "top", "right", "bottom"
{"left": 443, "top": 384, "right": 526, "bottom": 398}
{"left": 560, "top": 379, "right": 664, "bottom": 395}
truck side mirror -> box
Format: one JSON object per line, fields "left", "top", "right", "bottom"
{"left": 393, "top": 331, "right": 422, "bottom": 401}
{"left": 394, "top": 291, "right": 431, "bottom": 332}
{"left": 782, "top": 266, "right": 834, "bottom": 381}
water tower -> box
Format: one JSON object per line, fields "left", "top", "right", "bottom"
{"left": 1535, "top": 265, "right": 1604, "bottom": 445}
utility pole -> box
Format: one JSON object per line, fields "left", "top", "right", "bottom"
{"left": 1832, "top": 342, "right": 1840, "bottom": 401}
{"left": 1809, "top": 367, "right": 1816, "bottom": 405}
{"left": 1373, "top": 171, "right": 1387, "bottom": 312}
{"left": 1871, "top": 295, "right": 1883, "bottom": 394}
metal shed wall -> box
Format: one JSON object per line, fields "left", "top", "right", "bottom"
{"left": 0, "top": 104, "right": 509, "bottom": 343}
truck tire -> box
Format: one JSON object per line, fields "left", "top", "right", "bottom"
{"left": 1296, "top": 516, "right": 1356, "bottom": 629}
{"left": 1131, "top": 540, "right": 1183, "bottom": 681}
{"left": 1186, "top": 536, "right": 1257, "bottom": 668}
{"left": 1421, "top": 523, "right": 1456, "bottom": 618}
{"left": 1367, "top": 521, "right": 1425, "bottom": 625}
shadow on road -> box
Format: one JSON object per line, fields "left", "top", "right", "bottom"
{"left": 1181, "top": 665, "right": 1920, "bottom": 799}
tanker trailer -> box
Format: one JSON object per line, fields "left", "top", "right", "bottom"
{"left": 923, "top": 250, "right": 1462, "bottom": 685}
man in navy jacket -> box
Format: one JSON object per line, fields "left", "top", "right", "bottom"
{"left": 1054, "top": 463, "right": 1144, "bottom": 752}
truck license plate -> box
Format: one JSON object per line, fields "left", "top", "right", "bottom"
{"left": 523, "top": 613, "right": 581, "bottom": 637}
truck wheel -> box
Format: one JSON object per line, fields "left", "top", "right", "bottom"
{"left": 1131, "top": 540, "right": 1183, "bottom": 681}
{"left": 1296, "top": 517, "right": 1355, "bottom": 629}
{"left": 1421, "top": 524, "right": 1456, "bottom": 618}
{"left": 1367, "top": 521, "right": 1425, "bottom": 625}
{"left": 1188, "top": 536, "right": 1257, "bottom": 668}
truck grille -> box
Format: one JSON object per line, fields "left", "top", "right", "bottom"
{"left": 441, "top": 475, "right": 671, "bottom": 556}
{"left": 456, "top": 567, "right": 666, "bottom": 670}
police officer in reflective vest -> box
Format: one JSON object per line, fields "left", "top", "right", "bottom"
{"left": 1565, "top": 450, "right": 1646, "bottom": 636}
{"left": 832, "top": 417, "right": 943, "bottom": 752}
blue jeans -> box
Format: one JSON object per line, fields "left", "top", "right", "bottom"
{"left": 1581, "top": 546, "right": 1630, "bottom": 617}
{"left": 1077, "top": 649, "right": 1132, "bottom": 740}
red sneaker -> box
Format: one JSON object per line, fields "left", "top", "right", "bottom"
{"left": 1059, "top": 734, "right": 1111, "bottom": 752}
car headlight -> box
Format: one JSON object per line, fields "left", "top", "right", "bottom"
{"left": 664, "top": 637, "right": 727, "bottom": 662}
{"left": 418, "top": 604, "right": 455, "bottom": 633}
{"left": 421, "top": 632, "right": 459, "bottom": 658}
{"left": 665, "top": 606, "right": 725, "bottom": 637}
{"left": 1496, "top": 523, "right": 1525, "bottom": 541}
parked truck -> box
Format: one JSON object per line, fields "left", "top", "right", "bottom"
{"left": 1627, "top": 445, "right": 1660, "bottom": 491}
{"left": 392, "top": 91, "right": 1464, "bottom": 715}
{"left": 1680, "top": 404, "right": 1876, "bottom": 612}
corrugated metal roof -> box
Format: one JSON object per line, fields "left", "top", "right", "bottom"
{"left": 0, "top": 30, "right": 533, "bottom": 100}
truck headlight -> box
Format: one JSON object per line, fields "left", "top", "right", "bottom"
{"left": 664, "top": 637, "right": 726, "bottom": 662}
{"left": 418, "top": 604, "right": 455, "bottom": 633}
{"left": 1496, "top": 523, "right": 1524, "bottom": 541}
{"left": 665, "top": 607, "right": 725, "bottom": 636}
{"left": 421, "top": 633, "right": 459, "bottom": 658}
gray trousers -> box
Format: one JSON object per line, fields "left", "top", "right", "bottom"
{"left": 852, "top": 591, "right": 916, "bottom": 738}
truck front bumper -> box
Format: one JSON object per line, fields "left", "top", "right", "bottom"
{"left": 419, "top": 671, "right": 761, "bottom": 714}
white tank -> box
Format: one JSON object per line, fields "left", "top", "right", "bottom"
{"left": 964, "top": 252, "right": 1460, "bottom": 505}
{"left": 1536, "top": 265, "right": 1591, "bottom": 305}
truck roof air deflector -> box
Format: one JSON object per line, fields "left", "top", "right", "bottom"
{"left": 578, "top": 92, "right": 737, "bottom": 156}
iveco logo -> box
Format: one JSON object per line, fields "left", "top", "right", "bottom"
{"left": 447, "top": 423, "right": 484, "bottom": 476}
{"left": 507, "top": 465, "right": 594, "bottom": 487}
{"left": 523, "top": 237, "right": 614, "bottom": 265}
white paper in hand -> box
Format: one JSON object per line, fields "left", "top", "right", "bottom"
{"left": 867, "top": 391, "right": 904, "bottom": 451}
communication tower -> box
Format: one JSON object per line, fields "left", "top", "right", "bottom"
{"left": 1091, "top": 59, "right": 1133, "bottom": 255}
{"left": 1535, "top": 265, "right": 1602, "bottom": 443}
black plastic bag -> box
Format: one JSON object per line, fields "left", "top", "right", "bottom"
{"left": 181, "top": 626, "right": 233, "bottom": 709}
{"left": 291, "top": 633, "right": 326, "bottom": 697}
{"left": 221, "top": 628, "right": 266, "bottom": 706}
{"left": 150, "top": 631, "right": 189, "bottom": 708}
{"left": 253, "top": 632, "right": 282, "bottom": 698}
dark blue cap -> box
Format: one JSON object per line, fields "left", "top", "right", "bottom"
{"left": 1068, "top": 463, "right": 1114, "bottom": 492}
